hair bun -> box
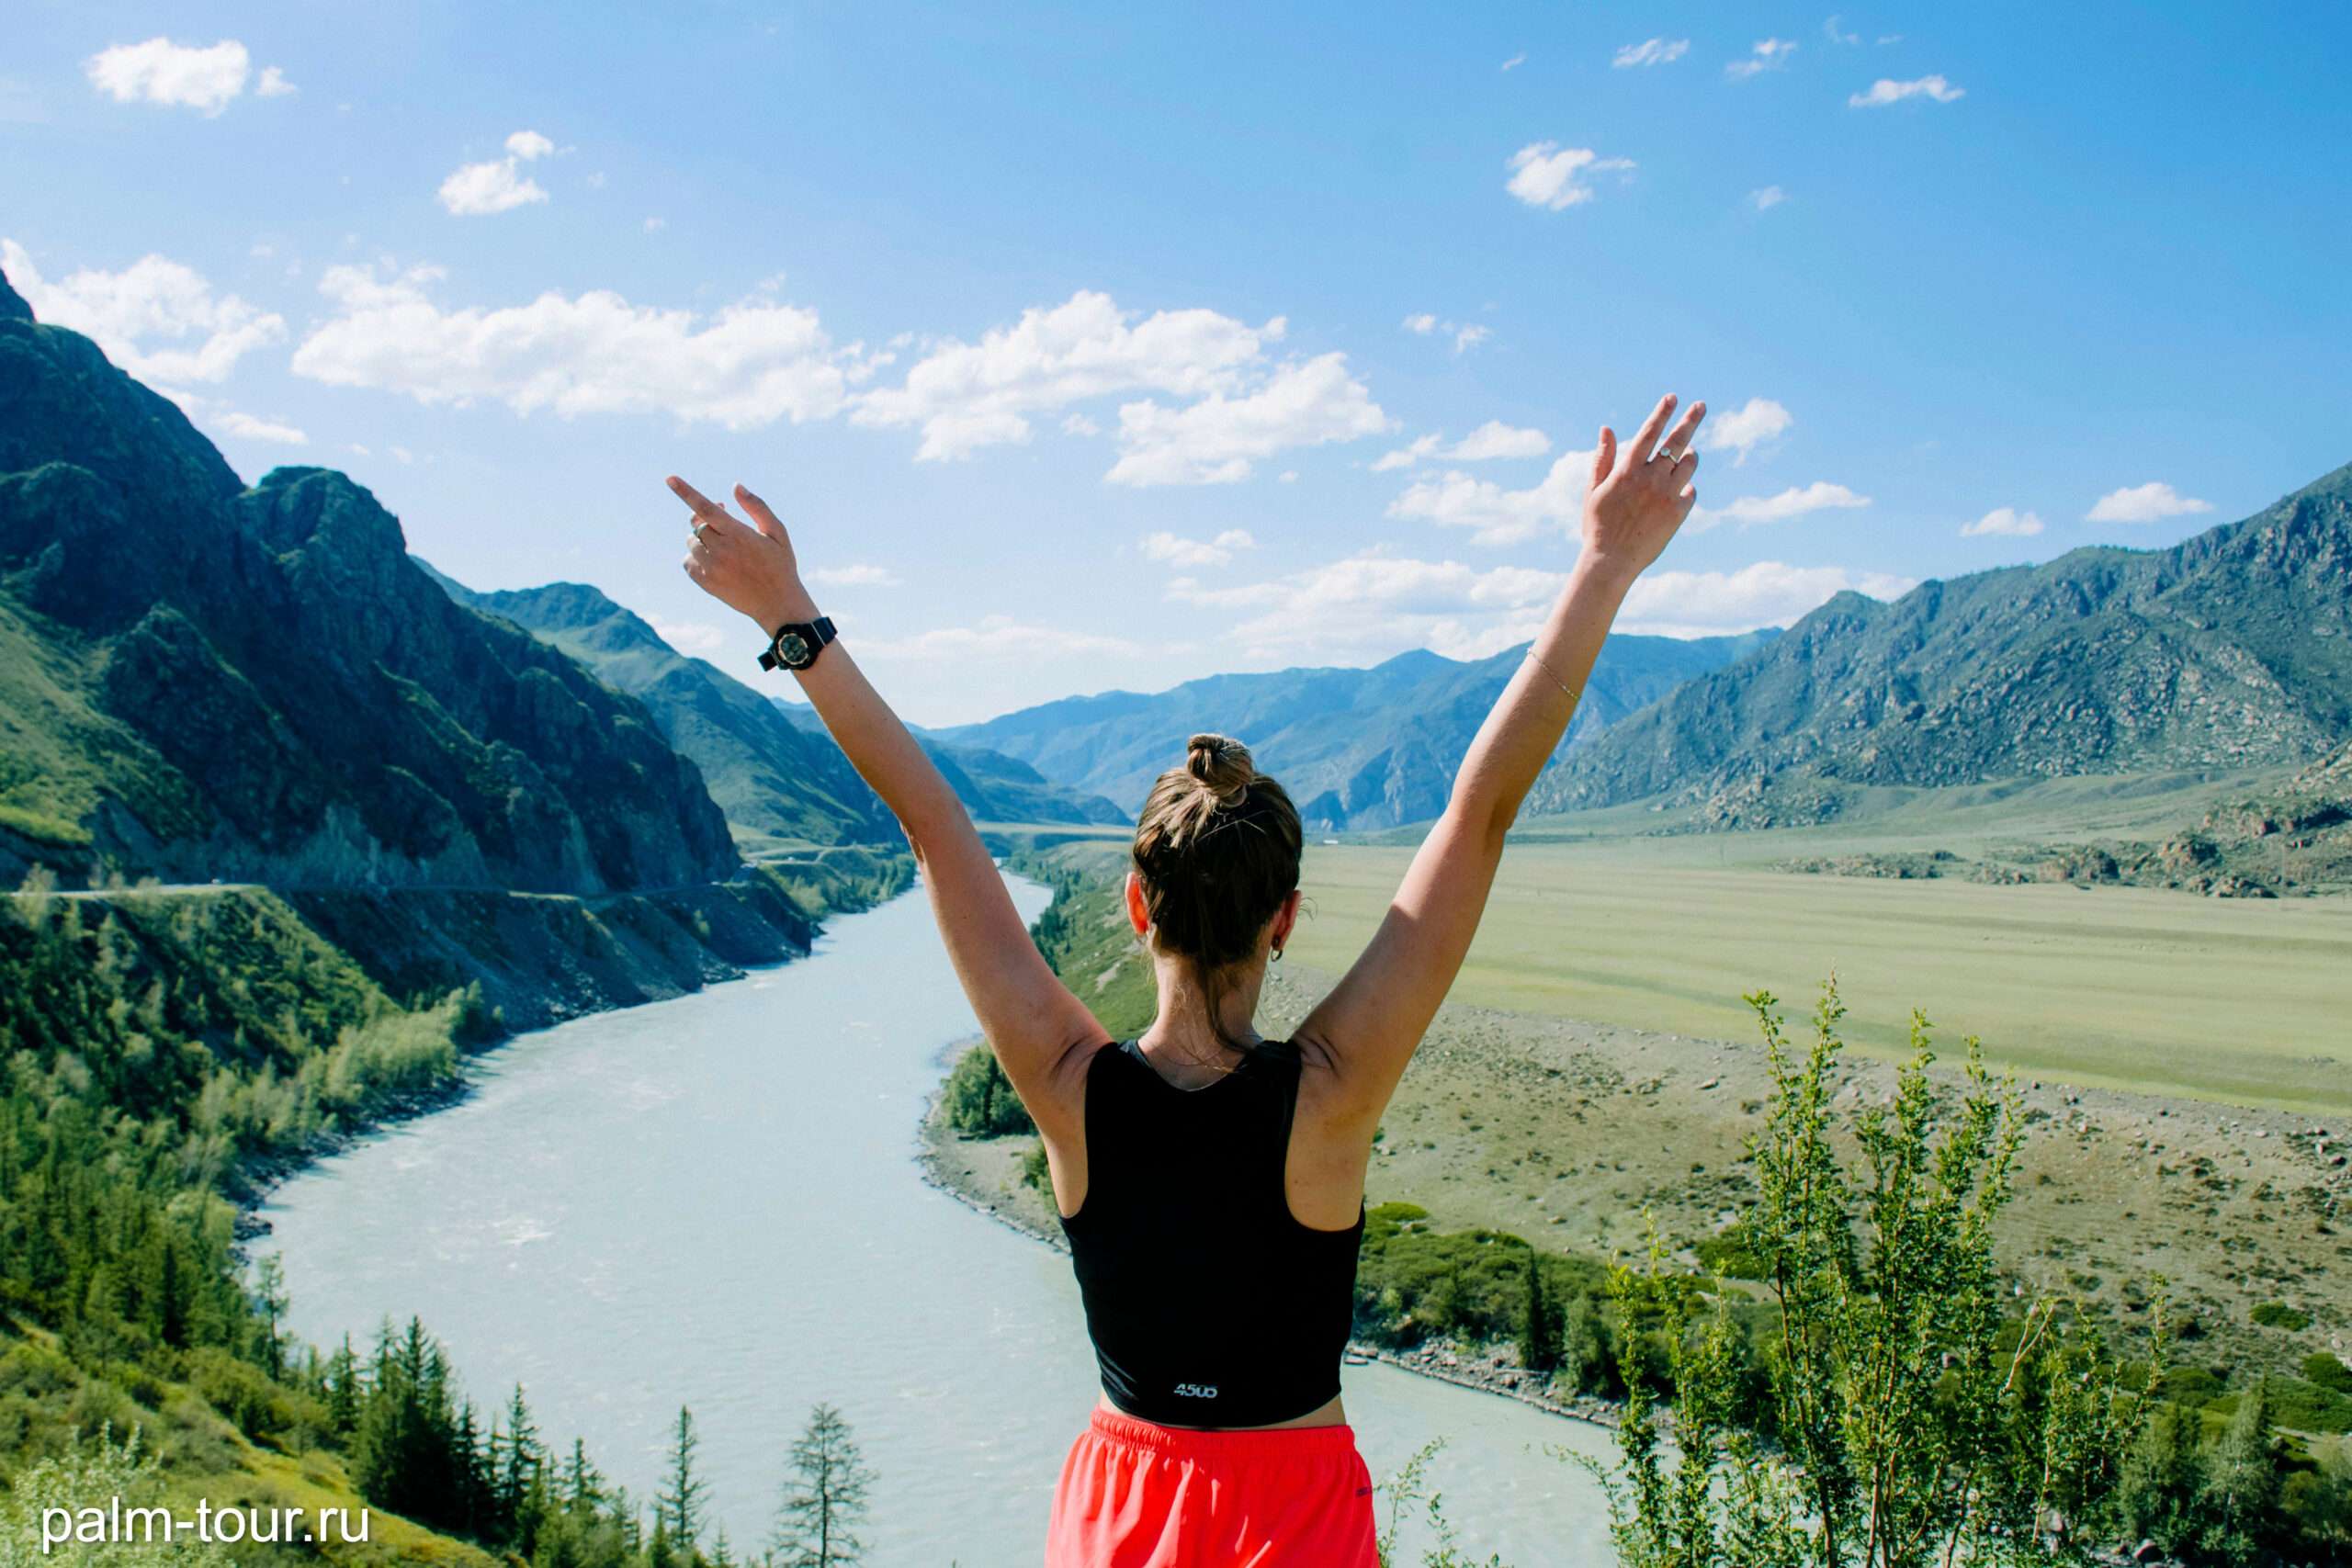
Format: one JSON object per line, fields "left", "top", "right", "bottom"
{"left": 1186, "top": 732, "right": 1254, "bottom": 807}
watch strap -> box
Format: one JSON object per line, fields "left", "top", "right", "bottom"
{"left": 758, "top": 615, "right": 836, "bottom": 672}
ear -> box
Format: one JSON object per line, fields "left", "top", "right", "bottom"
{"left": 1123, "top": 871, "right": 1151, "bottom": 938}
{"left": 1270, "top": 887, "right": 1302, "bottom": 952}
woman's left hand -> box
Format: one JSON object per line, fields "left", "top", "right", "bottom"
{"left": 669, "top": 476, "right": 819, "bottom": 632}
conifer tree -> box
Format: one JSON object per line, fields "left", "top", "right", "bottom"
{"left": 655, "top": 1405, "right": 709, "bottom": 1549}
{"left": 772, "top": 1403, "right": 874, "bottom": 1567}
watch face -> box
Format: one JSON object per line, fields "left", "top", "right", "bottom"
{"left": 778, "top": 632, "right": 810, "bottom": 666}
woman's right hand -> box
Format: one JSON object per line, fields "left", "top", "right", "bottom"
{"left": 1577, "top": 394, "right": 1707, "bottom": 584}
{"left": 669, "top": 477, "right": 820, "bottom": 634}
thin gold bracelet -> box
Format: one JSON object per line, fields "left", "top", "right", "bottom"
{"left": 1526, "top": 649, "right": 1581, "bottom": 705}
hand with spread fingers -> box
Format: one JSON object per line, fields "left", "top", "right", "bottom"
{"left": 669, "top": 476, "right": 818, "bottom": 633}
{"left": 1580, "top": 394, "right": 1706, "bottom": 584}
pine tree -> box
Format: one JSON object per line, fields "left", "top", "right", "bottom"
{"left": 562, "top": 1438, "right": 605, "bottom": 1511}
{"left": 323, "top": 1334, "right": 361, "bottom": 1438}
{"left": 497, "top": 1382, "right": 545, "bottom": 1547}
{"left": 771, "top": 1403, "right": 874, "bottom": 1567}
{"left": 249, "top": 1251, "right": 288, "bottom": 1378}
{"left": 1519, "top": 1245, "right": 1560, "bottom": 1373}
{"left": 654, "top": 1405, "right": 708, "bottom": 1549}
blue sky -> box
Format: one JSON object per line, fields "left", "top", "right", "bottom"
{"left": 6, "top": 3, "right": 2347, "bottom": 725}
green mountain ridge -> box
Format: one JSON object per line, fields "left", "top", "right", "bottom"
{"left": 1531, "top": 464, "right": 2352, "bottom": 826}
{"left": 935, "top": 630, "right": 1779, "bottom": 829}
{"left": 435, "top": 576, "right": 1129, "bottom": 839}
{"left": 0, "top": 265, "right": 761, "bottom": 894}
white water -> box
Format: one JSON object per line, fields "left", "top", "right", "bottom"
{"left": 256, "top": 878, "right": 1614, "bottom": 1565}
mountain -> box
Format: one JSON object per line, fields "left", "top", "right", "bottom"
{"left": 1531, "top": 465, "right": 2352, "bottom": 825}
{"left": 772, "top": 695, "right": 1131, "bottom": 827}
{"left": 428, "top": 578, "right": 899, "bottom": 848}
{"left": 936, "top": 630, "right": 1778, "bottom": 829}
{"left": 0, "top": 267, "right": 751, "bottom": 894}
{"left": 440, "top": 579, "right": 1127, "bottom": 840}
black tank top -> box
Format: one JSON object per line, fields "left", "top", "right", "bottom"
{"left": 1058, "top": 1039, "right": 1366, "bottom": 1427}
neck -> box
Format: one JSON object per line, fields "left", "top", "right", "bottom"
{"left": 1138, "top": 952, "right": 1267, "bottom": 1072}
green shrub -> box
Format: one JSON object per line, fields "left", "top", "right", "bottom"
{"left": 940, "top": 1043, "right": 1035, "bottom": 1136}
{"left": 1693, "top": 1233, "right": 1768, "bottom": 1280}
{"left": 2304, "top": 1351, "right": 2352, "bottom": 1393}
{"left": 2253, "top": 1300, "right": 2312, "bottom": 1331}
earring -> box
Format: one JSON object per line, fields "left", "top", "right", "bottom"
{"left": 1272, "top": 945, "right": 1285, "bottom": 963}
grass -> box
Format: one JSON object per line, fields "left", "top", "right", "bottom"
{"left": 1285, "top": 823, "right": 2352, "bottom": 1116}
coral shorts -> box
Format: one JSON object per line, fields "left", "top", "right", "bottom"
{"left": 1045, "top": 1406, "right": 1379, "bottom": 1566}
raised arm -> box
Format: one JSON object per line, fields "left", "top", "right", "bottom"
{"left": 667, "top": 477, "right": 1105, "bottom": 1137}
{"left": 1295, "top": 394, "right": 1705, "bottom": 1127}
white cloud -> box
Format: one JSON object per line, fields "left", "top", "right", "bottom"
{"left": 1849, "top": 74, "right": 1963, "bottom": 107}
{"left": 1699, "top": 397, "right": 1794, "bottom": 464}
{"left": 1170, "top": 549, "right": 1572, "bottom": 663}
{"left": 1059, "top": 412, "right": 1101, "bottom": 437}
{"left": 1749, "top": 185, "right": 1788, "bottom": 210}
{"left": 1158, "top": 548, "right": 1914, "bottom": 665}
{"left": 216, "top": 411, "right": 307, "bottom": 445}
{"left": 291, "top": 264, "right": 862, "bottom": 429}
{"left": 1617, "top": 560, "right": 1916, "bottom": 637}
{"left": 1446, "top": 421, "right": 1551, "bottom": 461}
{"left": 1107, "top": 352, "right": 1388, "bottom": 487}
{"left": 438, "top": 131, "right": 556, "bottom": 216}
{"left": 85, "top": 38, "right": 269, "bottom": 116}
{"left": 1613, "top": 38, "right": 1690, "bottom": 68}
{"left": 1, "top": 239, "right": 285, "bottom": 383}
{"left": 1726, "top": 39, "right": 1798, "bottom": 79}
{"left": 1960, "top": 506, "right": 2044, "bottom": 537}
{"left": 858, "top": 615, "right": 1145, "bottom": 663}
{"left": 256, "top": 65, "right": 296, "bottom": 97}
{"left": 643, "top": 217, "right": 667, "bottom": 232}
{"left": 852, "top": 290, "right": 1275, "bottom": 461}
{"left": 1825, "top": 15, "right": 1861, "bottom": 45}
{"left": 1403, "top": 312, "right": 1491, "bottom": 353}
{"left": 1690, "top": 480, "right": 1870, "bottom": 531}
{"left": 1373, "top": 434, "right": 1442, "bottom": 473}
{"left": 1506, "top": 142, "right": 1636, "bottom": 210}
{"left": 1139, "top": 529, "right": 1257, "bottom": 569}
{"left": 1376, "top": 424, "right": 1547, "bottom": 472}
{"left": 1386, "top": 449, "right": 1596, "bottom": 546}
{"left": 1501, "top": 53, "right": 1527, "bottom": 72}
{"left": 2086, "top": 481, "right": 2211, "bottom": 524}
{"left": 808, "top": 563, "right": 903, "bottom": 588}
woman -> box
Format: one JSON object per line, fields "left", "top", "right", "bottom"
{"left": 667, "top": 392, "right": 1706, "bottom": 1564}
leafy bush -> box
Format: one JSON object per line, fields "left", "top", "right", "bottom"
{"left": 1588, "top": 983, "right": 2144, "bottom": 1568}
{"left": 940, "top": 1044, "right": 1034, "bottom": 1136}
{"left": 2252, "top": 1300, "right": 2312, "bottom": 1331}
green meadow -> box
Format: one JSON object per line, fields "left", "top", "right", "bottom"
{"left": 1283, "top": 773, "right": 2351, "bottom": 1116}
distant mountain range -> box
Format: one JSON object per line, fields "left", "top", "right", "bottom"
{"left": 437, "top": 578, "right": 1128, "bottom": 841}
{"left": 1531, "top": 464, "right": 2352, "bottom": 826}
{"left": 936, "top": 631, "right": 1778, "bottom": 829}
{"left": 0, "top": 268, "right": 740, "bottom": 894}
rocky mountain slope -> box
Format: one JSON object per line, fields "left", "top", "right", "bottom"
{"left": 937, "top": 630, "right": 1776, "bottom": 829}
{"left": 441, "top": 578, "right": 1127, "bottom": 837}
{"left": 0, "top": 268, "right": 766, "bottom": 894}
{"left": 1532, "top": 464, "right": 2352, "bottom": 825}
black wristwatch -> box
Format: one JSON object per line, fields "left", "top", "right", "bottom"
{"left": 759, "top": 615, "right": 836, "bottom": 672}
